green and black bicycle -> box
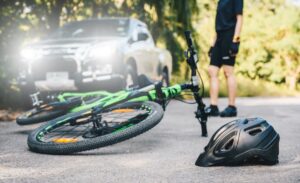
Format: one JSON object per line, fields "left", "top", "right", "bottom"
{"left": 27, "top": 31, "right": 208, "bottom": 154}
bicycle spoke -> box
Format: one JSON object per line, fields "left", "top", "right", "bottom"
{"left": 40, "top": 106, "right": 149, "bottom": 144}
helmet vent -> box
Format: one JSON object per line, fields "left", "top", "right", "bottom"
{"left": 248, "top": 128, "right": 262, "bottom": 136}
{"left": 214, "top": 131, "right": 237, "bottom": 155}
{"left": 245, "top": 122, "right": 268, "bottom": 136}
{"left": 213, "top": 122, "right": 236, "bottom": 141}
{"left": 224, "top": 139, "right": 234, "bottom": 150}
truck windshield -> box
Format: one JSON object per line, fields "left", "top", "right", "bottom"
{"left": 47, "top": 19, "right": 129, "bottom": 39}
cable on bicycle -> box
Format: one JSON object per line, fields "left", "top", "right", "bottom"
{"left": 174, "top": 97, "right": 197, "bottom": 104}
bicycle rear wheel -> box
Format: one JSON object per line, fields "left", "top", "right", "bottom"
{"left": 28, "top": 101, "right": 164, "bottom": 154}
{"left": 16, "top": 107, "right": 67, "bottom": 126}
{"left": 17, "top": 94, "right": 106, "bottom": 126}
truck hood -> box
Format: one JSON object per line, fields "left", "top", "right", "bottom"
{"left": 34, "top": 37, "right": 125, "bottom": 46}
{"left": 32, "top": 37, "right": 127, "bottom": 48}
{"left": 26, "top": 37, "right": 127, "bottom": 58}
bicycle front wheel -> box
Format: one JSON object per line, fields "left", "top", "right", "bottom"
{"left": 28, "top": 101, "right": 164, "bottom": 154}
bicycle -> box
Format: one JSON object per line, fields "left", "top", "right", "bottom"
{"left": 27, "top": 31, "right": 208, "bottom": 154}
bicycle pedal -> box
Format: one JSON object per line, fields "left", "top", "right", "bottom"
{"left": 30, "top": 92, "right": 43, "bottom": 107}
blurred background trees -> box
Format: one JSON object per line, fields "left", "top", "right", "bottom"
{"left": 195, "top": 0, "right": 300, "bottom": 96}
{"left": 0, "top": 0, "right": 299, "bottom": 108}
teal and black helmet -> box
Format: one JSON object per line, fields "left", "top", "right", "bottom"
{"left": 195, "top": 117, "right": 280, "bottom": 166}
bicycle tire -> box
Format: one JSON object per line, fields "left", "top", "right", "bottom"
{"left": 17, "top": 94, "right": 106, "bottom": 125}
{"left": 16, "top": 108, "right": 67, "bottom": 126}
{"left": 27, "top": 101, "right": 164, "bottom": 154}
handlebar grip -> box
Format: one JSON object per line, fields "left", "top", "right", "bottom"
{"left": 184, "top": 31, "right": 193, "bottom": 48}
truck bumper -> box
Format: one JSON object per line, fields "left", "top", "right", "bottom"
{"left": 76, "top": 73, "right": 126, "bottom": 92}
{"left": 19, "top": 73, "right": 126, "bottom": 92}
{"left": 35, "top": 80, "right": 77, "bottom": 91}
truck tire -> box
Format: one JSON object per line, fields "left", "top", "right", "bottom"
{"left": 162, "top": 68, "right": 170, "bottom": 87}
{"left": 126, "top": 64, "right": 138, "bottom": 88}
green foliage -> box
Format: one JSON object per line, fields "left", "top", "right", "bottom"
{"left": 238, "top": 1, "right": 300, "bottom": 90}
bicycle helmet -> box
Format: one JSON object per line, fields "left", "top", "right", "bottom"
{"left": 195, "top": 117, "right": 280, "bottom": 166}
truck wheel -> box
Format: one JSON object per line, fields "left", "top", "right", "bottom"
{"left": 162, "top": 68, "right": 170, "bottom": 87}
{"left": 126, "top": 64, "right": 138, "bottom": 88}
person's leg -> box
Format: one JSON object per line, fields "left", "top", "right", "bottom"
{"left": 223, "top": 65, "right": 236, "bottom": 106}
{"left": 219, "top": 29, "right": 237, "bottom": 117}
{"left": 208, "top": 65, "right": 220, "bottom": 105}
{"left": 207, "top": 33, "right": 222, "bottom": 116}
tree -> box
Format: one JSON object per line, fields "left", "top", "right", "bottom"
{"left": 237, "top": 1, "right": 300, "bottom": 90}
{"left": 195, "top": 0, "right": 300, "bottom": 91}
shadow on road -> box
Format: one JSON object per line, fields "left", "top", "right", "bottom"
{"left": 71, "top": 139, "right": 163, "bottom": 156}
{"left": 12, "top": 129, "right": 33, "bottom": 135}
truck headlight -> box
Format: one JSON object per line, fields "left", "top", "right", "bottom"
{"left": 21, "top": 48, "right": 42, "bottom": 61}
{"left": 88, "top": 42, "right": 117, "bottom": 61}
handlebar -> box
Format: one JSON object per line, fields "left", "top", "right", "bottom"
{"left": 184, "top": 31, "right": 208, "bottom": 137}
{"left": 184, "top": 31, "right": 198, "bottom": 70}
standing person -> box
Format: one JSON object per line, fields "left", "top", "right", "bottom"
{"left": 205, "top": 0, "right": 243, "bottom": 117}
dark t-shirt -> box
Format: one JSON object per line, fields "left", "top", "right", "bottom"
{"left": 216, "top": 0, "right": 243, "bottom": 32}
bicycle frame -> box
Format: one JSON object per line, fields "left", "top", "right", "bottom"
{"left": 56, "top": 91, "right": 112, "bottom": 102}
{"left": 64, "top": 80, "right": 207, "bottom": 136}
{"left": 63, "top": 84, "right": 178, "bottom": 112}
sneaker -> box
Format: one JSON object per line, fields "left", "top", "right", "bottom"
{"left": 220, "top": 106, "right": 237, "bottom": 117}
{"left": 205, "top": 105, "right": 220, "bottom": 117}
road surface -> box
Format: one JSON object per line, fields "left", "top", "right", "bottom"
{"left": 0, "top": 97, "right": 299, "bottom": 183}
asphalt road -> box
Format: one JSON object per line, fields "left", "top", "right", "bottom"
{"left": 0, "top": 97, "right": 299, "bottom": 183}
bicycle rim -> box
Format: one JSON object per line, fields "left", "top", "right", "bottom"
{"left": 28, "top": 101, "right": 164, "bottom": 154}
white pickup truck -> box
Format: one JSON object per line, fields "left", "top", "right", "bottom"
{"left": 18, "top": 18, "right": 172, "bottom": 98}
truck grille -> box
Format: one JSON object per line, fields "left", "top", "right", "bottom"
{"left": 32, "top": 58, "right": 77, "bottom": 80}
{"left": 43, "top": 46, "right": 79, "bottom": 56}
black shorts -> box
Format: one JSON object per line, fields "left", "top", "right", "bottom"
{"left": 210, "top": 28, "right": 235, "bottom": 68}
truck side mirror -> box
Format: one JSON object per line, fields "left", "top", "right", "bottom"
{"left": 128, "top": 32, "right": 138, "bottom": 44}
{"left": 128, "top": 38, "right": 134, "bottom": 44}
{"left": 137, "top": 33, "right": 148, "bottom": 41}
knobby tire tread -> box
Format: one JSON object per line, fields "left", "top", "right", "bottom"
{"left": 27, "top": 101, "right": 164, "bottom": 155}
